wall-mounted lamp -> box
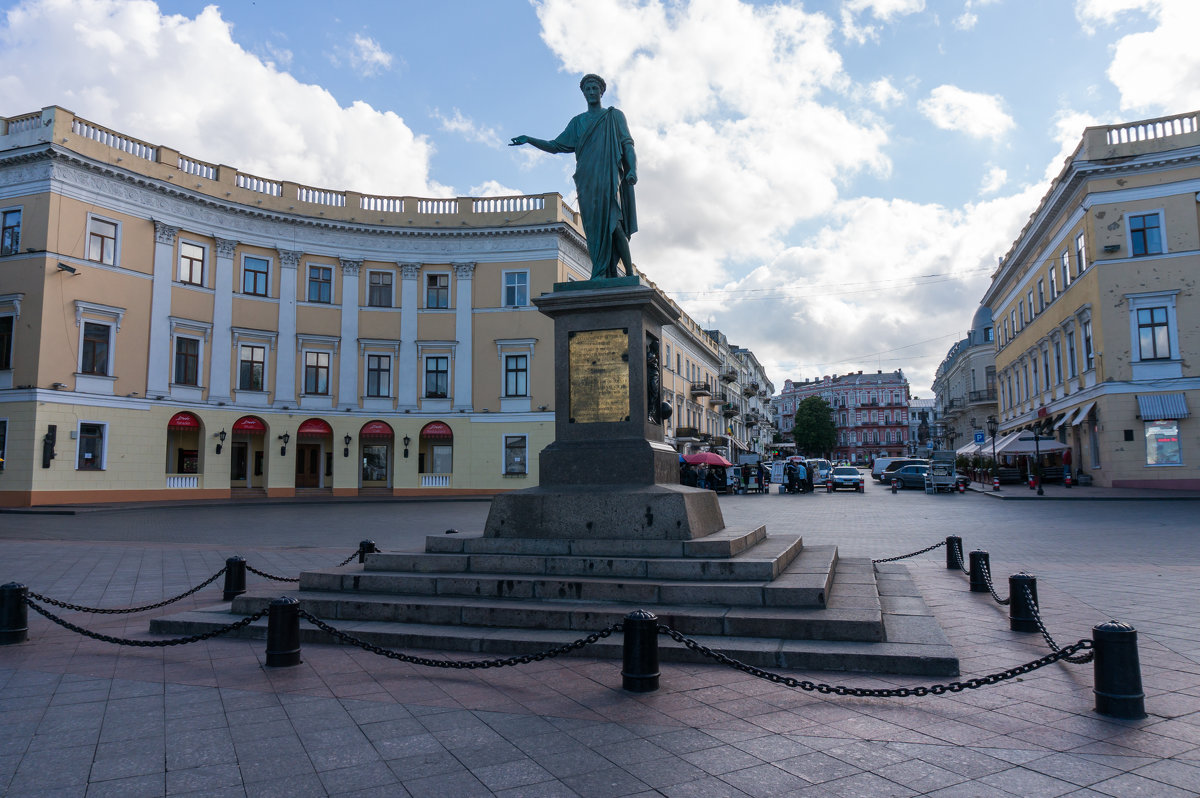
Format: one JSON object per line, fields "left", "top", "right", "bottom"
{"left": 51, "top": 382, "right": 67, "bottom": 390}
{"left": 343, "top": 433, "right": 352, "bottom": 458}
{"left": 278, "top": 431, "right": 290, "bottom": 456}
{"left": 214, "top": 429, "right": 227, "bottom": 455}
{"left": 402, "top": 435, "right": 411, "bottom": 458}
{"left": 56, "top": 262, "right": 77, "bottom": 275}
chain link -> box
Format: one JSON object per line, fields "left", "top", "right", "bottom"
{"left": 1023, "top": 584, "right": 1094, "bottom": 664}
{"left": 658, "top": 624, "right": 1093, "bottom": 696}
{"left": 296, "top": 608, "right": 619, "bottom": 668}
{"left": 245, "top": 564, "right": 300, "bottom": 583}
{"left": 979, "top": 560, "right": 1011, "bottom": 606}
{"left": 334, "top": 550, "right": 361, "bottom": 568}
{"left": 24, "top": 597, "right": 268, "bottom": 647}
{"left": 25, "top": 567, "right": 228, "bottom": 614}
{"left": 872, "top": 539, "right": 947, "bottom": 564}
{"left": 950, "top": 542, "right": 970, "bottom": 574}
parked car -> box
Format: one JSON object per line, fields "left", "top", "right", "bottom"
{"left": 879, "top": 458, "right": 928, "bottom": 482}
{"left": 828, "top": 466, "right": 865, "bottom": 492}
{"left": 887, "top": 464, "right": 929, "bottom": 489}
{"left": 871, "top": 457, "right": 909, "bottom": 481}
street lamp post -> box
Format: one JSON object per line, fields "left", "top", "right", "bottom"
{"left": 1018, "top": 430, "right": 1054, "bottom": 496}
{"left": 987, "top": 416, "right": 999, "bottom": 491}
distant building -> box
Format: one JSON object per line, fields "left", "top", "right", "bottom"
{"left": 982, "top": 110, "right": 1200, "bottom": 488}
{"left": 775, "top": 370, "right": 910, "bottom": 463}
{"left": 931, "top": 305, "right": 997, "bottom": 453}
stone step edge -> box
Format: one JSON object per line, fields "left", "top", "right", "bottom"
{"left": 421, "top": 525, "right": 770, "bottom": 559}
{"left": 149, "top": 609, "right": 957, "bottom": 677}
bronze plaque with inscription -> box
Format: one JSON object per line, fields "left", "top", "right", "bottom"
{"left": 569, "top": 328, "right": 630, "bottom": 423}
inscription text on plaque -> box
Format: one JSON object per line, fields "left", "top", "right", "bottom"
{"left": 568, "top": 328, "right": 630, "bottom": 423}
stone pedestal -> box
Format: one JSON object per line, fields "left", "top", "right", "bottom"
{"left": 484, "top": 279, "right": 725, "bottom": 540}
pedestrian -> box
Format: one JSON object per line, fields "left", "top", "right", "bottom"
{"left": 795, "top": 460, "right": 808, "bottom": 494}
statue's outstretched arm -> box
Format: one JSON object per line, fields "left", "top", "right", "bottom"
{"left": 510, "top": 135, "right": 558, "bottom": 153}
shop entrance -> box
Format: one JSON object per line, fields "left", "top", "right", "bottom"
{"left": 296, "top": 443, "right": 321, "bottom": 488}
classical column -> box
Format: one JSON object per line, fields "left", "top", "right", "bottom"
{"left": 338, "top": 258, "right": 362, "bottom": 408}
{"left": 397, "top": 263, "right": 420, "bottom": 410}
{"left": 145, "top": 221, "right": 177, "bottom": 398}
{"left": 452, "top": 261, "right": 475, "bottom": 411}
{"left": 274, "top": 249, "right": 301, "bottom": 407}
{"left": 208, "top": 237, "right": 237, "bottom": 402}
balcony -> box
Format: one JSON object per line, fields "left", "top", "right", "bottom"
{"left": 711, "top": 435, "right": 729, "bottom": 447}
{"left": 742, "top": 382, "right": 759, "bottom": 396}
{"left": 690, "top": 381, "right": 711, "bottom": 398}
{"left": 674, "top": 426, "right": 700, "bottom": 440}
{"left": 722, "top": 404, "right": 740, "bottom": 418}
{"left": 719, "top": 369, "right": 737, "bottom": 383}
{"left": 968, "top": 388, "right": 997, "bottom": 403}
{"left": 712, "top": 391, "right": 728, "bottom": 404}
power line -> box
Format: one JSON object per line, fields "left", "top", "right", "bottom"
{"left": 673, "top": 267, "right": 993, "bottom": 302}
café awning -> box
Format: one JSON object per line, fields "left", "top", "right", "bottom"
{"left": 996, "top": 430, "right": 1069, "bottom": 455}
{"left": 1137, "top": 393, "right": 1189, "bottom": 421}
{"left": 233, "top": 416, "right": 266, "bottom": 433}
{"left": 359, "top": 420, "right": 394, "bottom": 440}
{"left": 297, "top": 419, "right": 333, "bottom": 439}
{"left": 167, "top": 412, "right": 200, "bottom": 429}
{"left": 1069, "top": 401, "right": 1096, "bottom": 426}
{"left": 420, "top": 421, "right": 453, "bottom": 440}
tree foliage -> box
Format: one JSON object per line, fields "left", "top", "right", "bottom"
{"left": 793, "top": 396, "right": 836, "bottom": 458}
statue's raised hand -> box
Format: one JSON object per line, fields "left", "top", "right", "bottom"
{"left": 509, "top": 135, "right": 529, "bottom": 146}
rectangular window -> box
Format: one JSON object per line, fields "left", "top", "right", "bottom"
{"left": 81, "top": 322, "right": 111, "bottom": 375}
{"left": 1130, "top": 213, "right": 1162, "bottom": 256}
{"left": 1010, "top": 309, "right": 1017, "bottom": 334}
{"left": 0, "top": 419, "right": 5, "bottom": 471}
{"left": 307, "top": 265, "right": 332, "bottom": 303}
{"left": 1019, "top": 304, "right": 1025, "bottom": 326}
{"left": 243, "top": 256, "right": 269, "bottom": 296}
{"left": 1054, "top": 342, "right": 1062, "bottom": 383}
{"left": 362, "top": 445, "right": 389, "bottom": 482}
{"left": 368, "top": 271, "right": 393, "bottom": 307}
{"left": 1145, "top": 421, "right": 1181, "bottom": 465}
{"left": 179, "top": 242, "right": 205, "bottom": 286}
{"left": 1037, "top": 279, "right": 1045, "bottom": 312}
{"left": 77, "top": 422, "right": 105, "bottom": 470}
{"left": 1049, "top": 268, "right": 1057, "bottom": 300}
{"left": 239, "top": 345, "right": 265, "bottom": 391}
{"left": 1042, "top": 350, "right": 1050, "bottom": 389}
{"left": 366, "top": 354, "right": 390, "bottom": 397}
{"left": 1082, "top": 320, "right": 1094, "bottom": 370}
{"left": 174, "top": 337, "right": 200, "bottom": 385}
{"left": 0, "top": 315, "right": 12, "bottom": 370}
{"left": 304, "top": 351, "right": 330, "bottom": 395}
{"left": 504, "top": 435, "right": 527, "bottom": 475}
{"left": 1136, "top": 307, "right": 1170, "bottom": 360}
{"left": 1073, "top": 233, "right": 1085, "bottom": 277}
{"left": 87, "top": 218, "right": 117, "bottom": 264}
{"left": 1027, "top": 290, "right": 1035, "bottom": 320}
{"left": 1067, "top": 328, "right": 1078, "bottom": 377}
{"left": 426, "top": 273, "right": 449, "bottom": 308}
{"left": 504, "top": 354, "right": 528, "bottom": 397}
{"left": 425, "top": 356, "right": 449, "bottom": 398}
{"left": 0, "top": 209, "right": 20, "bottom": 256}
{"left": 504, "top": 271, "right": 529, "bottom": 306}
{"left": 430, "top": 444, "right": 453, "bottom": 474}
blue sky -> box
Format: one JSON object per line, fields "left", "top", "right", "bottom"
{"left": 3, "top": 0, "right": 1196, "bottom": 395}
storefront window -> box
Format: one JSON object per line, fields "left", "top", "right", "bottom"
{"left": 362, "top": 445, "right": 389, "bottom": 482}
{"left": 1145, "top": 421, "right": 1181, "bottom": 466}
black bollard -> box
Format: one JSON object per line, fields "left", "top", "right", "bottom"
{"left": 621, "top": 609, "right": 660, "bottom": 693}
{"left": 265, "top": 596, "right": 302, "bottom": 667}
{"left": 358, "top": 539, "right": 377, "bottom": 564}
{"left": 1093, "top": 620, "right": 1146, "bottom": 719}
{"left": 1008, "top": 572, "right": 1039, "bottom": 632}
{"left": 945, "top": 536, "right": 963, "bottom": 570}
{"left": 0, "top": 583, "right": 28, "bottom": 645}
{"left": 968, "top": 550, "right": 990, "bottom": 593}
{"left": 223, "top": 556, "right": 247, "bottom": 601}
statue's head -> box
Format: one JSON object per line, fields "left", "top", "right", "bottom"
{"left": 579, "top": 74, "right": 606, "bottom": 94}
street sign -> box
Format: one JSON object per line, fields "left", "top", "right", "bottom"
{"left": 974, "top": 431, "right": 985, "bottom": 444}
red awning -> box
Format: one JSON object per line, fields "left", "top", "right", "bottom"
{"left": 297, "top": 418, "right": 333, "bottom": 439}
{"left": 420, "top": 421, "right": 453, "bottom": 440}
{"left": 360, "top": 420, "right": 394, "bottom": 440}
{"left": 232, "top": 416, "right": 266, "bottom": 433}
{"left": 167, "top": 412, "right": 200, "bottom": 430}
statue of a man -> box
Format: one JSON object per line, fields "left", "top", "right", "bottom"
{"left": 511, "top": 74, "right": 637, "bottom": 280}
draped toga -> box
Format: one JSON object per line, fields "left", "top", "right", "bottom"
{"left": 544, "top": 107, "right": 637, "bottom": 280}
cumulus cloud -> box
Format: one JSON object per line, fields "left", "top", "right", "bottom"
{"left": 347, "top": 33, "right": 393, "bottom": 76}
{"left": 867, "top": 77, "right": 905, "bottom": 108}
{"left": 918, "top": 84, "right": 1015, "bottom": 139}
{"left": 839, "top": 0, "right": 925, "bottom": 43}
{"left": 1076, "top": 0, "right": 1200, "bottom": 113}
{"left": 0, "top": 0, "right": 442, "bottom": 196}
{"left": 979, "top": 165, "right": 1007, "bottom": 194}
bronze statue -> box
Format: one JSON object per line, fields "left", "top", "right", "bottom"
{"left": 511, "top": 74, "right": 637, "bottom": 280}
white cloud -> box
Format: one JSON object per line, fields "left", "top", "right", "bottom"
{"left": 840, "top": 0, "right": 925, "bottom": 43}
{"left": 1076, "top": 0, "right": 1200, "bottom": 113}
{"left": 918, "top": 84, "right": 1014, "bottom": 139}
{"left": 0, "top": 0, "right": 444, "bottom": 196}
{"left": 954, "top": 12, "right": 978, "bottom": 29}
{"left": 347, "top": 33, "right": 393, "bottom": 76}
{"left": 979, "top": 165, "right": 1007, "bottom": 194}
{"left": 469, "top": 179, "right": 523, "bottom": 197}
{"left": 434, "top": 108, "right": 501, "bottom": 149}
{"left": 867, "top": 77, "right": 905, "bottom": 108}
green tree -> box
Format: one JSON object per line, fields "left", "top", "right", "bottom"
{"left": 793, "top": 396, "right": 836, "bottom": 458}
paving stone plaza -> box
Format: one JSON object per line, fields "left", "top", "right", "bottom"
{"left": 1, "top": 486, "right": 1199, "bottom": 797}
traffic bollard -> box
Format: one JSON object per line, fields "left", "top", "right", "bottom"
{"left": 993, "top": 476, "right": 1000, "bottom": 491}
{"left": 1028, "top": 475, "right": 1035, "bottom": 490}
{"left": 621, "top": 609, "right": 660, "bottom": 693}
{"left": 945, "top": 536, "right": 963, "bottom": 569}
{"left": 958, "top": 481, "right": 965, "bottom": 493}
{"left": 1065, "top": 472, "right": 1072, "bottom": 488}
{"left": 1008, "top": 572, "right": 1038, "bottom": 632}
{"left": 1093, "top": 620, "right": 1146, "bottom": 719}
{"left": 223, "top": 556, "right": 247, "bottom": 601}
{"left": 968, "top": 550, "right": 990, "bottom": 593}
{"left": 265, "top": 596, "right": 302, "bottom": 667}
{"left": 0, "top": 583, "right": 28, "bottom": 645}
{"left": 358, "top": 539, "right": 377, "bottom": 564}
{"left": 891, "top": 479, "right": 898, "bottom": 494}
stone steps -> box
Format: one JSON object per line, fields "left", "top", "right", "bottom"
{"left": 421, "top": 525, "right": 769, "bottom": 559}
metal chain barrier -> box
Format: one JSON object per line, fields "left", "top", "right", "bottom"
{"left": 872, "top": 539, "right": 947, "bottom": 564}
{"left": 950, "top": 543, "right": 970, "bottom": 574}
{"left": 296, "top": 608, "right": 619, "bottom": 669}
{"left": 245, "top": 564, "right": 300, "bottom": 583}
{"left": 658, "top": 624, "right": 1093, "bottom": 697}
{"left": 979, "top": 560, "right": 1011, "bottom": 606}
{"left": 1023, "top": 584, "right": 1094, "bottom": 664}
{"left": 334, "top": 550, "right": 360, "bottom": 567}
{"left": 24, "top": 597, "right": 268, "bottom": 647}
{"left": 25, "top": 567, "right": 229, "bottom": 614}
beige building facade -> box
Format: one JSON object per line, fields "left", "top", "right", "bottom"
{"left": 983, "top": 110, "right": 1200, "bottom": 488}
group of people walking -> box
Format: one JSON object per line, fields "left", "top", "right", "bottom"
{"left": 784, "top": 461, "right": 815, "bottom": 494}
